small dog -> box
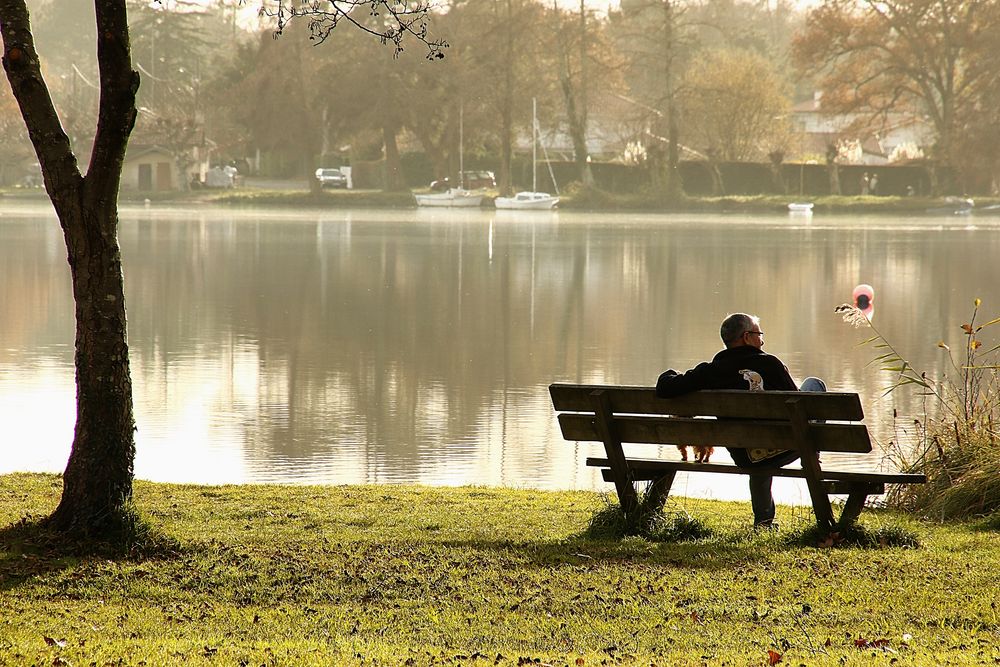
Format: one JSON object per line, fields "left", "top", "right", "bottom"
{"left": 676, "top": 370, "right": 763, "bottom": 464}
{"left": 677, "top": 444, "right": 714, "bottom": 463}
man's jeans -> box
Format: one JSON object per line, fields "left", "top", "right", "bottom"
{"left": 749, "top": 377, "right": 827, "bottom": 525}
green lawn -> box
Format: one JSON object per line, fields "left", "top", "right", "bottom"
{"left": 1, "top": 473, "right": 998, "bottom": 666}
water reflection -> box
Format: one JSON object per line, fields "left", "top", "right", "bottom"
{"left": 2, "top": 202, "right": 998, "bottom": 506}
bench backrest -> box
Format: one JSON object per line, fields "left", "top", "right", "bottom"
{"left": 550, "top": 383, "right": 872, "bottom": 454}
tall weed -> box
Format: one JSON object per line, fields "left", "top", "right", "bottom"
{"left": 836, "top": 300, "right": 1000, "bottom": 520}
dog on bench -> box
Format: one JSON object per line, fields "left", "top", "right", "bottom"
{"left": 676, "top": 370, "right": 763, "bottom": 464}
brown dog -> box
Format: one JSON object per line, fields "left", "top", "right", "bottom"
{"left": 677, "top": 444, "right": 714, "bottom": 463}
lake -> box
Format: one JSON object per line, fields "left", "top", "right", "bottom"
{"left": 2, "top": 200, "right": 997, "bottom": 506}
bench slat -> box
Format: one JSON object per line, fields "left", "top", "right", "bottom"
{"left": 558, "top": 414, "right": 873, "bottom": 453}
{"left": 601, "top": 468, "right": 885, "bottom": 496}
{"left": 549, "top": 383, "right": 864, "bottom": 421}
{"left": 586, "top": 457, "right": 926, "bottom": 484}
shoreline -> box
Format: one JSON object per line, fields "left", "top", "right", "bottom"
{"left": 5, "top": 185, "right": 999, "bottom": 215}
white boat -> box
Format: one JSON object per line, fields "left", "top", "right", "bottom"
{"left": 495, "top": 98, "right": 559, "bottom": 211}
{"left": 495, "top": 191, "right": 559, "bottom": 210}
{"left": 788, "top": 202, "right": 814, "bottom": 213}
{"left": 414, "top": 189, "right": 484, "bottom": 208}
{"left": 418, "top": 103, "right": 484, "bottom": 208}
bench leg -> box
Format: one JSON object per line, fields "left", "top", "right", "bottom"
{"left": 785, "top": 398, "right": 836, "bottom": 531}
{"left": 642, "top": 471, "right": 677, "bottom": 513}
{"left": 838, "top": 487, "right": 869, "bottom": 529}
{"left": 591, "top": 390, "right": 639, "bottom": 518}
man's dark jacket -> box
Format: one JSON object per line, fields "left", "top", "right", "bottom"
{"left": 655, "top": 345, "right": 797, "bottom": 397}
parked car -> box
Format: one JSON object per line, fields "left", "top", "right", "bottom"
{"left": 315, "top": 168, "right": 348, "bottom": 189}
{"left": 430, "top": 170, "right": 496, "bottom": 191}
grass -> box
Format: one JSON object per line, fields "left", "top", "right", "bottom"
{"left": 2, "top": 474, "right": 999, "bottom": 665}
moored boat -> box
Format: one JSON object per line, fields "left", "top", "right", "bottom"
{"left": 495, "top": 98, "right": 559, "bottom": 211}
{"left": 494, "top": 191, "right": 559, "bottom": 210}
{"left": 415, "top": 189, "right": 484, "bottom": 208}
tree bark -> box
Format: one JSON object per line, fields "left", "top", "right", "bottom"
{"left": 2, "top": 0, "right": 139, "bottom": 537}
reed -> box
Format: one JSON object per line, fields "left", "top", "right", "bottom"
{"left": 837, "top": 300, "right": 1000, "bottom": 520}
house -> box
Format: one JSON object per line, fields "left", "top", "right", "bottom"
{"left": 122, "top": 139, "right": 214, "bottom": 191}
{"left": 789, "top": 92, "right": 934, "bottom": 165}
{"left": 122, "top": 145, "right": 180, "bottom": 191}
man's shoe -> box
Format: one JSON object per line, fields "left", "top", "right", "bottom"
{"left": 754, "top": 519, "right": 779, "bottom": 530}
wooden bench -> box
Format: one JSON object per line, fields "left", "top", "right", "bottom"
{"left": 549, "top": 383, "right": 926, "bottom": 531}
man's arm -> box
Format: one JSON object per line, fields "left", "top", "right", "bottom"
{"left": 763, "top": 356, "right": 798, "bottom": 391}
{"left": 655, "top": 363, "right": 711, "bottom": 398}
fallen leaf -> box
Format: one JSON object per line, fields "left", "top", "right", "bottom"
{"left": 767, "top": 649, "right": 782, "bottom": 665}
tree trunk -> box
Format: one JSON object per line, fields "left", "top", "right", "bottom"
{"left": 382, "top": 124, "right": 405, "bottom": 191}
{"left": 50, "top": 201, "right": 136, "bottom": 534}
{"left": 828, "top": 162, "right": 841, "bottom": 195}
{"left": 825, "top": 143, "right": 841, "bottom": 195}
{"left": 2, "top": 0, "right": 139, "bottom": 538}
{"left": 707, "top": 159, "right": 724, "bottom": 196}
{"left": 665, "top": 100, "right": 682, "bottom": 201}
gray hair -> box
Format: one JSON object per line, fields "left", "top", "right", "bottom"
{"left": 720, "top": 313, "right": 759, "bottom": 345}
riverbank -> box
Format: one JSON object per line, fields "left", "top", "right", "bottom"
{"left": 2, "top": 473, "right": 998, "bottom": 666}
{"left": 6, "top": 183, "right": 1000, "bottom": 214}
{"left": 188, "top": 189, "right": 1000, "bottom": 214}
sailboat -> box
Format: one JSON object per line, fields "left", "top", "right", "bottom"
{"left": 495, "top": 98, "right": 559, "bottom": 211}
{"left": 415, "top": 105, "right": 485, "bottom": 208}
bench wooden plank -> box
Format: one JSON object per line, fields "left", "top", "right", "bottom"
{"left": 550, "top": 384, "right": 864, "bottom": 421}
{"left": 558, "top": 414, "right": 872, "bottom": 453}
{"left": 596, "top": 468, "right": 886, "bottom": 498}
{"left": 585, "top": 457, "right": 927, "bottom": 484}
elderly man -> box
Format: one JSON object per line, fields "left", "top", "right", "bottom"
{"left": 655, "top": 313, "right": 826, "bottom": 528}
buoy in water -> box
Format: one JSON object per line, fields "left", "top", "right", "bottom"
{"left": 853, "top": 284, "right": 874, "bottom": 320}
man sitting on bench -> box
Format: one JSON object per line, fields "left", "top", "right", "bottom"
{"left": 655, "top": 312, "right": 826, "bottom": 528}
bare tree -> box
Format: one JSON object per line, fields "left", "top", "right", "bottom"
{"left": 793, "top": 0, "right": 1000, "bottom": 194}
{"left": 612, "top": 0, "right": 692, "bottom": 200}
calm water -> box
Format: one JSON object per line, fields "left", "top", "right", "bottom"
{"left": 2, "top": 200, "right": 998, "bottom": 505}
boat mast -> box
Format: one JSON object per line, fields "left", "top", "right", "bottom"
{"left": 532, "top": 97, "right": 538, "bottom": 193}
{"left": 459, "top": 103, "right": 465, "bottom": 190}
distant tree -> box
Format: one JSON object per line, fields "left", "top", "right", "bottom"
{"left": 550, "top": 1, "right": 593, "bottom": 186}
{"left": 0, "top": 0, "right": 443, "bottom": 542}
{"left": 611, "top": 0, "right": 695, "bottom": 200}
{"left": 470, "top": 0, "right": 552, "bottom": 196}
{"left": 793, "top": 0, "right": 1000, "bottom": 194}
{"left": 687, "top": 0, "right": 801, "bottom": 61}
{"left": 680, "top": 48, "right": 791, "bottom": 163}
{"left": 0, "top": 81, "right": 33, "bottom": 184}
